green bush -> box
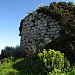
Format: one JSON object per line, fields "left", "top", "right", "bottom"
{"left": 38, "top": 49, "right": 64, "bottom": 71}
{"left": 38, "top": 49, "right": 70, "bottom": 75}
{"left": 48, "top": 69, "right": 64, "bottom": 75}
{"left": 0, "top": 69, "right": 19, "bottom": 75}
{"left": 0, "top": 47, "right": 75, "bottom": 75}
{"left": 0, "top": 57, "right": 20, "bottom": 75}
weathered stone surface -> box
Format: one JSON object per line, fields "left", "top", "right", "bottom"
{"left": 50, "top": 28, "right": 58, "bottom": 31}
{"left": 20, "top": 10, "right": 60, "bottom": 52}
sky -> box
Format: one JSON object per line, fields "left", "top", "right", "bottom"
{"left": 0, "top": 0, "right": 74, "bottom": 54}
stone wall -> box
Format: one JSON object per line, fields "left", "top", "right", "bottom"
{"left": 20, "top": 11, "right": 60, "bottom": 52}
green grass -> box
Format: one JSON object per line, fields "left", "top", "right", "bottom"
{"left": 0, "top": 56, "right": 75, "bottom": 75}
{"left": 0, "top": 56, "right": 46, "bottom": 75}
{"left": 0, "top": 57, "right": 19, "bottom": 75}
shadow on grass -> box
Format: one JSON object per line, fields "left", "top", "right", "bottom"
{"left": 13, "top": 56, "right": 46, "bottom": 75}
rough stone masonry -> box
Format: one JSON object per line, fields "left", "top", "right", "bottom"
{"left": 19, "top": 11, "right": 60, "bottom": 53}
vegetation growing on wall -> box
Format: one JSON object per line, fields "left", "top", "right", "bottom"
{"left": 18, "top": 1, "right": 75, "bottom": 64}
{"left": 37, "top": 2, "right": 75, "bottom": 36}
{"left": 36, "top": 1, "right": 75, "bottom": 64}
{"left": 1, "top": 1, "right": 75, "bottom": 75}
{"left": 19, "top": 1, "right": 75, "bottom": 39}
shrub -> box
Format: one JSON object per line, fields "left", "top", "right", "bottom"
{"left": 1, "top": 56, "right": 14, "bottom": 64}
{"left": 38, "top": 49, "right": 70, "bottom": 74}
{"left": 0, "top": 69, "right": 19, "bottom": 75}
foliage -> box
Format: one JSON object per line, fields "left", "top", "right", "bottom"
{"left": 0, "top": 55, "right": 46, "bottom": 75}
{"left": 37, "top": 1, "right": 75, "bottom": 37}
{"left": 1, "top": 45, "right": 21, "bottom": 59}
{"left": 43, "top": 35, "right": 75, "bottom": 64}
{"left": 48, "top": 69, "right": 63, "bottom": 75}
{"left": 38, "top": 49, "right": 71, "bottom": 75}
{"left": 1, "top": 46, "right": 15, "bottom": 58}
{"left": 19, "top": 2, "right": 75, "bottom": 64}
{"left": 1, "top": 1, "right": 75, "bottom": 75}
{"left": 0, "top": 69, "right": 19, "bottom": 75}
{"left": 0, "top": 54, "right": 75, "bottom": 75}
{"left": 19, "top": 1, "right": 75, "bottom": 38}
{"left": 0, "top": 57, "right": 20, "bottom": 75}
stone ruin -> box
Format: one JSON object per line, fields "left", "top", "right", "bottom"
{"left": 19, "top": 11, "right": 60, "bottom": 53}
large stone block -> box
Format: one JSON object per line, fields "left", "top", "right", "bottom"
{"left": 50, "top": 28, "right": 57, "bottom": 32}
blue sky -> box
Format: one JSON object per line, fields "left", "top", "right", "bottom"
{"left": 0, "top": 0, "right": 74, "bottom": 54}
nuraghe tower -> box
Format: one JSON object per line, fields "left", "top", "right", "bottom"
{"left": 19, "top": 10, "right": 60, "bottom": 53}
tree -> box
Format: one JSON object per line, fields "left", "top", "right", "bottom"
{"left": 1, "top": 45, "right": 21, "bottom": 59}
